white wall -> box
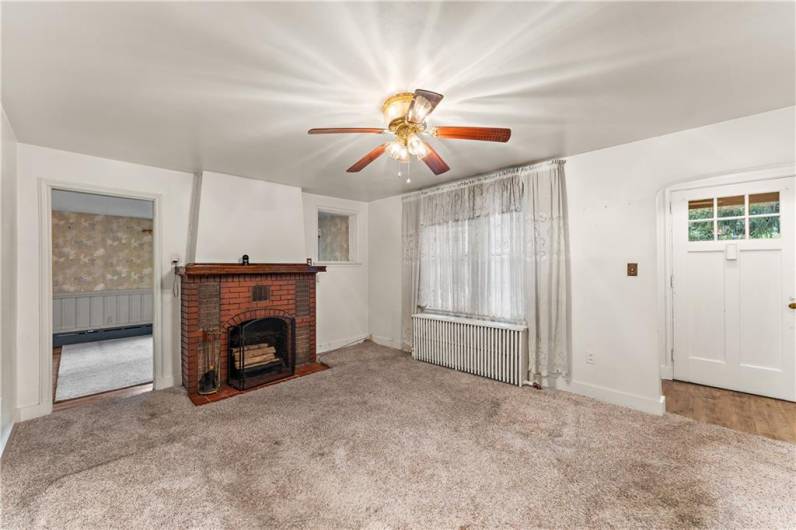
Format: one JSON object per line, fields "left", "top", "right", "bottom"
{"left": 303, "top": 193, "right": 370, "bottom": 352}
{"left": 1, "top": 108, "right": 19, "bottom": 452}
{"left": 8, "top": 106, "right": 792, "bottom": 421}
{"left": 365, "top": 106, "right": 796, "bottom": 414}
{"left": 195, "top": 174, "right": 370, "bottom": 352}
{"left": 367, "top": 196, "right": 403, "bottom": 350}
{"left": 15, "top": 144, "right": 194, "bottom": 419}
{"left": 561, "top": 106, "right": 795, "bottom": 413}
{"left": 10, "top": 153, "right": 375, "bottom": 421}
{"left": 194, "top": 171, "right": 305, "bottom": 263}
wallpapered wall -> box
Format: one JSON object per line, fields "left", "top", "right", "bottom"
{"left": 52, "top": 211, "right": 153, "bottom": 293}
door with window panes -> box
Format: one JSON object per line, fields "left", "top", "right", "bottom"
{"left": 671, "top": 177, "right": 795, "bottom": 401}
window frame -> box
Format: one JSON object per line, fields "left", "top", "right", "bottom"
{"left": 687, "top": 192, "right": 781, "bottom": 242}
{"left": 315, "top": 206, "right": 360, "bottom": 266}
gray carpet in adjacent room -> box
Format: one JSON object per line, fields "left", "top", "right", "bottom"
{"left": 3, "top": 342, "right": 794, "bottom": 528}
{"left": 55, "top": 336, "right": 153, "bottom": 401}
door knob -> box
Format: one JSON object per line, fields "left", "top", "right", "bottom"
{"left": 789, "top": 302, "right": 796, "bottom": 309}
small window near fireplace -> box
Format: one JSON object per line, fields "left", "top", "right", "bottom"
{"left": 317, "top": 209, "right": 357, "bottom": 263}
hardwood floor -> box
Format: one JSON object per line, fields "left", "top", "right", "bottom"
{"left": 52, "top": 345, "right": 153, "bottom": 411}
{"left": 662, "top": 379, "right": 796, "bottom": 443}
{"left": 52, "top": 346, "right": 62, "bottom": 398}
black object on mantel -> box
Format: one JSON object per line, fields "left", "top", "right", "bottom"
{"left": 241, "top": 254, "right": 249, "bottom": 265}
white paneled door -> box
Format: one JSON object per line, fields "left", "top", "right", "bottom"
{"left": 672, "top": 176, "right": 795, "bottom": 401}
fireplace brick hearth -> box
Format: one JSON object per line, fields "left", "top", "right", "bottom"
{"left": 177, "top": 263, "right": 326, "bottom": 400}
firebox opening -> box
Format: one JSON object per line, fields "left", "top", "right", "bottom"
{"left": 227, "top": 317, "right": 295, "bottom": 390}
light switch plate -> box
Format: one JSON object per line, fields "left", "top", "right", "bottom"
{"left": 627, "top": 263, "right": 638, "bottom": 276}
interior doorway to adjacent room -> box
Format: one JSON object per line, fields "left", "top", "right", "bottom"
{"left": 50, "top": 189, "right": 155, "bottom": 408}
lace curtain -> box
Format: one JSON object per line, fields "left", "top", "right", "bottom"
{"left": 524, "top": 162, "right": 570, "bottom": 380}
{"left": 418, "top": 175, "right": 526, "bottom": 322}
{"left": 401, "top": 161, "right": 570, "bottom": 380}
{"left": 401, "top": 198, "right": 421, "bottom": 351}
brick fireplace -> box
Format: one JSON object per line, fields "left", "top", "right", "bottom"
{"left": 177, "top": 263, "right": 326, "bottom": 401}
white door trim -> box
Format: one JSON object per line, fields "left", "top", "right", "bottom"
{"left": 32, "top": 179, "right": 163, "bottom": 419}
{"left": 658, "top": 163, "right": 796, "bottom": 384}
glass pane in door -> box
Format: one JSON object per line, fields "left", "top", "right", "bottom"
{"left": 689, "top": 221, "right": 714, "bottom": 241}
{"left": 749, "top": 192, "right": 779, "bottom": 215}
{"left": 749, "top": 216, "right": 780, "bottom": 239}
{"left": 717, "top": 195, "right": 745, "bottom": 217}
{"left": 688, "top": 199, "right": 713, "bottom": 220}
{"left": 718, "top": 218, "right": 745, "bottom": 240}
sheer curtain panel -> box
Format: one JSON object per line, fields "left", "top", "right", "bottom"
{"left": 401, "top": 197, "right": 421, "bottom": 351}
{"left": 418, "top": 174, "right": 525, "bottom": 322}
{"left": 401, "top": 161, "right": 570, "bottom": 382}
{"left": 524, "top": 161, "right": 570, "bottom": 380}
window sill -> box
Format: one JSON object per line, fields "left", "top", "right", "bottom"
{"left": 315, "top": 261, "right": 363, "bottom": 268}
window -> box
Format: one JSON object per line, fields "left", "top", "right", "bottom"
{"left": 749, "top": 192, "right": 780, "bottom": 239}
{"left": 717, "top": 195, "right": 745, "bottom": 240}
{"left": 687, "top": 198, "right": 714, "bottom": 241}
{"left": 687, "top": 192, "right": 780, "bottom": 241}
{"left": 419, "top": 210, "right": 525, "bottom": 322}
{"left": 317, "top": 210, "right": 356, "bottom": 262}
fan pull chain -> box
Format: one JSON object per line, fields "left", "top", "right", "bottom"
{"left": 398, "top": 160, "right": 411, "bottom": 184}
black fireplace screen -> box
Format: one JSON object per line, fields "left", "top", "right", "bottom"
{"left": 227, "top": 317, "right": 295, "bottom": 390}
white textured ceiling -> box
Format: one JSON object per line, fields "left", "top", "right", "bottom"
{"left": 2, "top": 2, "right": 794, "bottom": 201}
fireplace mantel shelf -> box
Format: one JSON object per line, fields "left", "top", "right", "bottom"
{"left": 177, "top": 263, "right": 326, "bottom": 277}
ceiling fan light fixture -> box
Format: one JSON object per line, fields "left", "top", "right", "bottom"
{"left": 407, "top": 133, "right": 428, "bottom": 158}
{"left": 309, "top": 88, "right": 510, "bottom": 176}
{"left": 407, "top": 95, "right": 433, "bottom": 124}
{"left": 386, "top": 140, "right": 409, "bottom": 161}
{"left": 381, "top": 92, "right": 414, "bottom": 124}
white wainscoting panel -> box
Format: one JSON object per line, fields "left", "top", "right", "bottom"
{"left": 53, "top": 288, "right": 153, "bottom": 333}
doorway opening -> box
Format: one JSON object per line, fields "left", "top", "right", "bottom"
{"left": 660, "top": 167, "right": 796, "bottom": 442}
{"left": 50, "top": 189, "right": 155, "bottom": 408}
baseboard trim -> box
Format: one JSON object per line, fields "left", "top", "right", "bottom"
{"left": 16, "top": 401, "right": 53, "bottom": 422}
{"left": 54, "top": 324, "right": 152, "bottom": 346}
{"left": 660, "top": 364, "right": 673, "bottom": 380}
{"left": 154, "top": 374, "right": 175, "bottom": 391}
{"left": 370, "top": 335, "right": 402, "bottom": 350}
{"left": 556, "top": 379, "right": 666, "bottom": 416}
{"left": 317, "top": 334, "right": 368, "bottom": 353}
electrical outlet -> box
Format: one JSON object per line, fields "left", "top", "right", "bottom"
{"left": 586, "top": 352, "right": 596, "bottom": 365}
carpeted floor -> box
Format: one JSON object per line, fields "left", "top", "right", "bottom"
{"left": 2, "top": 342, "right": 794, "bottom": 528}
{"left": 55, "top": 336, "right": 153, "bottom": 401}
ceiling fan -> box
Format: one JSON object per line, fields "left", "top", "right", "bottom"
{"left": 307, "top": 89, "right": 511, "bottom": 176}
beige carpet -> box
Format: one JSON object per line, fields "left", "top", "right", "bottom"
{"left": 2, "top": 342, "right": 794, "bottom": 529}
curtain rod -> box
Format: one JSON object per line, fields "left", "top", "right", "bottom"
{"left": 402, "top": 159, "right": 565, "bottom": 200}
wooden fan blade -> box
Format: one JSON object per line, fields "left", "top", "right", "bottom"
{"left": 308, "top": 128, "right": 384, "bottom": 135}
{"left": 407, "top": 89, "right": 444, "bottom": 124}
{"left": 347, "top": 144, "right": 387, "bottom": 172}
{"left": 434, "top": 126, "right": 511, "bottom": 142}
{"left": 420, "top": 141, "right": 450, "bottom": 175}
